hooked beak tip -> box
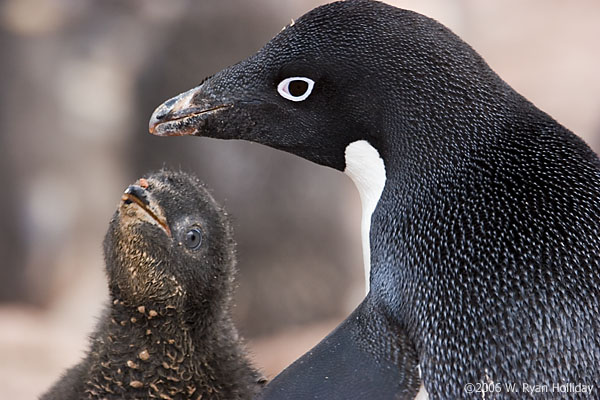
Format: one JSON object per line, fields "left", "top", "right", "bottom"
{"left": 148, "top": 110, "right": 162, "bottom": 135}
{"left": 148, "top": 87, "right": 197, "bottom": 136}
{"left": 149, "top": 86, "right": 232, "bottom": 137}
{"left": 148, "top": 99, "right": 178, "bottom": 135}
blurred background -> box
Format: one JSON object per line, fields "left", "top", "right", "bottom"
{"left": 1, "top": 0, "right": 599, "bottom": 398}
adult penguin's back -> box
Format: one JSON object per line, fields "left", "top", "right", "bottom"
{"left": 149, "top": 0, "right": 600, "bottom": 397}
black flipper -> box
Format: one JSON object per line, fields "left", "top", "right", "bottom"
{"left": 258, "top": 297, "right": 421, "bottom": 400}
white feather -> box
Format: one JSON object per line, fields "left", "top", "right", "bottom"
{"left": 414, "top": 383, "right": 429, "bottom": 400}
{"left": 344, "top": 140, "right": 386, "bottom": 295}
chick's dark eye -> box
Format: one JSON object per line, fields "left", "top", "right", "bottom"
{"left": 184, "top": 228, "right": 203, "bottom": 250}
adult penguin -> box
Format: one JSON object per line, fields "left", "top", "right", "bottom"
{"left": 149, "top": 1, "right": 600, "bottom": 398}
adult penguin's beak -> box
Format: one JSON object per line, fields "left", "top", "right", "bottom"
{"left": 149, "top": 85, "right": 232, "bottom": 137}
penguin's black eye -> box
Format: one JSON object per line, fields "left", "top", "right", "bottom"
{"left": 184, "top": 227, "right": 203, "bottom": 250}
{"left": 277, "top": 77, "right": 314, "bottom": 102}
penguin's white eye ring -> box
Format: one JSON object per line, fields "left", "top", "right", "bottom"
{"left": 277, "top": 77, "right": 315, "bottom": 102}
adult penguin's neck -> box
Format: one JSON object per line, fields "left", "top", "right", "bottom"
{"left": 345, "top": 79, "right": 518, "bottom": 296}
{"left": 342, "top": 30, "right": 527, "bottom": 295}
{"left": 364, "top": 81, "right": 575, "bottom": 321}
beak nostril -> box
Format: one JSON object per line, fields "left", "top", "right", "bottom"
{"left": 159, "top": 97, "right": 179, "bottom": 116}
{"left": 154, "top": 110, "right": 169, "bottom": 121}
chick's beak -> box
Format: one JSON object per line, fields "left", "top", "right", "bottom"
{"left": 120, "top": 182, "right": 172, "bottom": 237}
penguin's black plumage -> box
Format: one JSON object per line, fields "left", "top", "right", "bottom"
{"left": 149, "top": 1, "right": 600, "bottom": 398}
{"left": 42, "top": 170, "right": 265, "bottom": 400}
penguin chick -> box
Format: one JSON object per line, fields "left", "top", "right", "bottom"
{"left": 41, "top": 170, "right": 265, "bottom": 400}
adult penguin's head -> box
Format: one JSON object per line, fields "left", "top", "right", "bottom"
{"left": 149, "top": 0, "right": 503, "bottom": 171}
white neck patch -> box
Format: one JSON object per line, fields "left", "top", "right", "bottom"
{"left": 343, "top": 140, "right": 386, "bottom": 295}
{"left": 415, "top": 366, "right": 429, "bottom": 399}
{"left": 345, "top": 142, "right": 427, "bottom": 399}
{"left": 414, "top": 383, "right": 429, "bottom": 400}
